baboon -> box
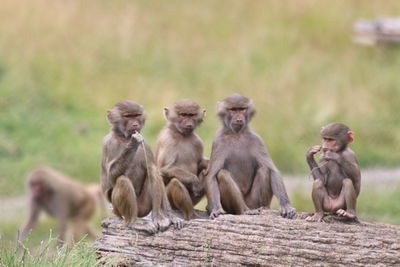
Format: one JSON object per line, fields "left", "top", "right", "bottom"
{"left": 101, "top": 100, "right": 183, "bottom": 233}
{"left": 18, "top": 166, "right": 97, "bottom": 247}
{"left": 205, "top": 94, "right": 296, "bottom": 219}
{"left": 306, "top": 122, "right": 361, "bottom": 222}
{"left": 155, "top": 99, "right": 208, "bottom": 220}
{"left": 85, "top": 184, "right": 108, "bottom": 218}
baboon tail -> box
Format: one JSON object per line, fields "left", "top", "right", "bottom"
{"left": 111, "top": 176, "right": 137, "bottom": 223}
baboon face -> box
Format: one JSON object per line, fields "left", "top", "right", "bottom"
{"left": 165, "top": 99, "right": 205, "bottom": 136}
{"left": 107, "top": 100, "right": 146, "bottom": 138}
{"left": 320, "top": 122, "right": 353, "bottom": 152}
{"left": 217, "top": 94, "right": 255, "bottom": 133}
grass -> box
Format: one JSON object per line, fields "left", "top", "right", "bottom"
{"left": 1, "top": 0, "right": 400, "bottom": 261}
{"left": 1, "top": 0, "right": 400, "bottom": 196}
{"left": 0, "top": 214, "right": 107, "bottom": 266}
{"left": 0, "top": 0, "right": 400, "bottom": 195}
{"left": 0, "top": 235, "right": 115, "bottom": 267}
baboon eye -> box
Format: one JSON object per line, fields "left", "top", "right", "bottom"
{"left": 180, "top": 113, "right": 195, "bottom": 117}
{"left": 124, "top": 113, "right": 141, "bottom": 118}
{"left": 230, "top": 108, "right": 247, "bottom": 112}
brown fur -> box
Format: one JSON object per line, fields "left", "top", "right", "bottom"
{"left": 155, "top": 99, "right": 208, "bottom": 220}
{"left": 18, "top": 166, "right": 97, "bottom": 247}
{"left": 85, "top": 184, "right": 107, "bottom": 218}
{"left": 306, "top": 122, "right": 361, "bottom": 222}
{"left": 101, "top": 100, "right": 183, "bottom": 233}
{"left": 205, "top": 94, "right": 295, "bottom": 219}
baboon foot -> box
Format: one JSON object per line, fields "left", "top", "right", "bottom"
{"left": 306, "top": 212, "right": 324, "bottom": 222}
{"left": 336, "top": 209, "right": 356, "bottom": 219}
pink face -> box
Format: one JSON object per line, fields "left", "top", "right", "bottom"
{"left": 121, "top": 112, "right": 143, "bottom": 137}
{"left": 322, "top": 137, "right": 339, "bottom": 152}
{"left": 228, "top": 107, "right": 247, "bottom": 132}
{"left": 176, "top": 112, "right": 197, "bottom": 135}
{"left": 30, "top": 181, "right": 45, "bottom": 199}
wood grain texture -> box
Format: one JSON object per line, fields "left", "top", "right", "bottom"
{"left": 95, "top": 210, "right": 400, "bottom": 266}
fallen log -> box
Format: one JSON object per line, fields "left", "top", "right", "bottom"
{"left": 353, "top": 17, "right": 400, "bottom": 46}
{"left": 94, "top": 210, "right": 400, "bottom": 266}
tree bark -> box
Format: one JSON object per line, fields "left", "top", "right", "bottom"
{"left": 94, "top": 210, "right": 400, "bottom": 266}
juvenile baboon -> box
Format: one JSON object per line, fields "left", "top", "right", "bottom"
{"left": 155, "top": 99, "right": 208, "bottom": 220}
{"left": 205, "top": 94, "right": 296, "bottom": 219}
{"left": 101, "top": 100, "right": 183, "bottom": 233}
{"left": 306, "top": 122, "right": 361, "bottom": 222}
{"left": 18, "top": 166, "right": 97, "bottom": 247}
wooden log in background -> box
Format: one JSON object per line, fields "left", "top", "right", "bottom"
{"left": 94, "top": 210, "right": 400, "bottom": 266}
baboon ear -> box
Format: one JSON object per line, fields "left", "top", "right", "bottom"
{"left": 196, "top": 109, "right": 206, "bottom": 124}
{"left": 347, "top": 131, "right": 354, "bottom": 144}
{"left": 247, "top": 100, "right": 256, "bottom": 120}
{"left": 141, "top": 111, "right": 147, "bottom": 125}
{"left": 163, "top": 107, "right": 169, "bottom": 120}
{"left": 216, "top": 101, "right": 225, "bottom": 117}
{"left": 106, "top": 109, "right": 115, "bottom": 125}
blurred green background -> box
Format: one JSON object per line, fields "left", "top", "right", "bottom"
{"left": 1, "top": 0, "right": 400, "bottom": 248}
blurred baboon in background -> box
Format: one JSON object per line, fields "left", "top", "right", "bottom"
{"left": 18, "top": 166, "right": 98, "bottom": 247}
{"left": 155, "top": 99, "right": 208, "bottom": 220}
{"left": 86, "top": 184, "right": 108, "bottom": 218}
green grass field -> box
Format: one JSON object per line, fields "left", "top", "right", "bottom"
{"left": 1, "top": 0, "right": 400, "bottom": 261}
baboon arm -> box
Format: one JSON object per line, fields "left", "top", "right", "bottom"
{"left": 158, "top": 151, "right": 199, "bottom": 184}
{"left": 55, "top": 210, "right": 68, "bottom": 246}
{"left": 307, "top": 156, "right": 318, "bottom": 170}
{"left": 205, "top": 149, "right": 224, "bottom": 212}
{"left": 306, "top": 154, "right": 325, "bottom": 181}
{"left": 258, "top": 154, "right": 295, "bottom": 218}
{"left": 198, "top": 158, "right": 209, "bottom": 174}
{"left": 205, "top": 138, "right": 232, "bottom": 212}
{"left": 352, "top": 172, "right": 361, "bottom": 196}
{"left": 101, "top": 150, "right": 112, "bottom": 199}
{"left": 268, "top": 165, "right": 291, "bottom": 207}
{"left": 338, "top": 151, "right": 361, "bottom": 196}
{"left": 18, "top": 201, "right": 41, "bottom": 242}
{"left": 160, "top": 165, "right": 198, "bottom": 186}
{"left": 258, "top": 150, "right": 291, "bottom": 208}
{"left": 306, "top": 152, "right": 325, "bottom": 184}
{"left": 205, "top": 173, "right": 222, "bottom": 211}
{"left": 106, "top": 141, "right": 140, "bottom": 186}
{"left": 57, "top": 220, "right": 67, "bottom": 247}
{"left": 148, "top": 165, "right": 168, "bottom": 219}
{"left": 310, "top": 165, "right": 325, "bottom": 182}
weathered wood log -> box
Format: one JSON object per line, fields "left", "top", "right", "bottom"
{"left": 94, "top": 210, "right": 400, "bottom": 266}
{"left": 353, "top": 18, "right": 400, "bottom": 46}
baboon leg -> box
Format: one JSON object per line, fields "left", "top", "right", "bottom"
{"left": 217, "top": 169, "right": 249, "bottom": 215}
{"left": 112, "top": 176, "right": 137, "bottom": 226}
{"left": 167, "top": 178, "right": 194, "bottom": 220}
{"left": 245, "top": 166, "right": 272, "bottom": 210}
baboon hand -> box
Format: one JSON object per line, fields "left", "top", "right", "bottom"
{"left": 280, "top": 205, "right": 296, "bottom": 219}
{"left": 209, "top": 208, "right": 226, "bottom": 219}
{"left": 131, "top": 131, "right": 144, "bottom": 143}
{"left": 199, "top": 168, "right": 208, "bottom": 178}
{"left": 170, "top": 216, "right": 185, "bottom": 229}
{"left": 307, "top": 146, "right": 321, "bottom": 158}
{"left": 191, "top": 180, "right": 204, "bottom": 198}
